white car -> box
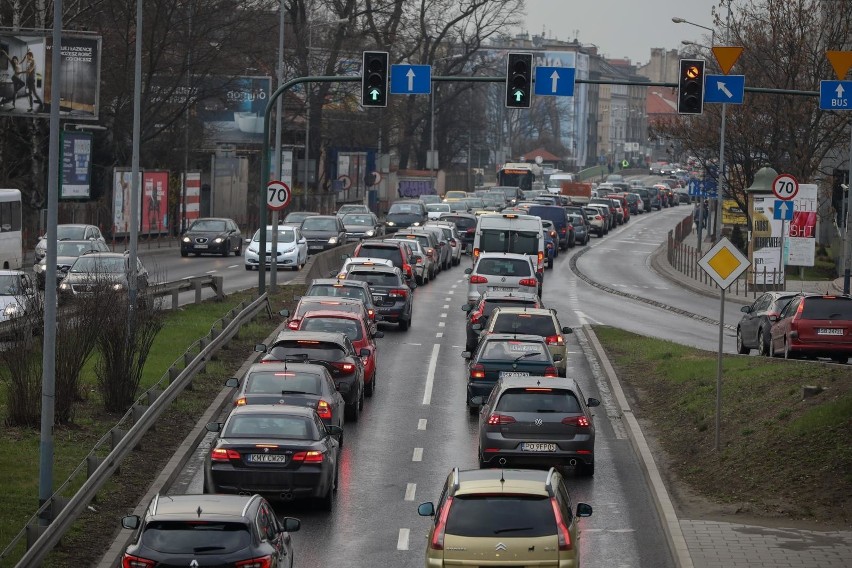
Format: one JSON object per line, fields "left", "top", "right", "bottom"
{"left": 244, "top": 225, "right": 308, "bottom": 271}
{"left": 0, "top": 270, "right": 36, "bottom": 323}
{"left": 425, "top": 203, "right": 451, "bottom": 220}
{"left": 336, "top": 257, "right": 395, "bottom": 279}
{"left": 465, "top": 252, "right": 539, "bottom": 305}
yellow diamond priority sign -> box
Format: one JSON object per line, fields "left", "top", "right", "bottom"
{"left": 697, "top": 237, "right": 749, "bottom": 289}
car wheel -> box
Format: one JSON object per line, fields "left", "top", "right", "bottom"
{"left": 220, "top": 246, "right": 229, "bottom": 257}
{"left": 577, "top": 460, "right": 595, "bottom": 477}
{"left": 547, "top": 257, "right": 553, "bottom": 269}
{"left": 235, "top": 242, "right": 242, "bottom": 256}
{"left": 736, "top": 328, "right": 750, "bottom": 354}
{"left": 319, "top": 479, "right": 334, "bottom": 512}
{"left": 832, "top": 355, "right": 849, "bottom": 364}
{"left": 180, "top": 250, "right": 188, "bottom": 257}
{"left": 416, "top": 275, "right": 424, "bottom": 285}
{"left": 758, "top": 329, "right": 771, "bottom": 356}
{"left": 345, "top": 399, "right": 359, "bottom": 422}
{"left": 358, "top": 386, "right": 364, "bottom": 410}
{"left": 244, "top": 265, "right": 252, "bottom": 271}
{"left": 784, "top": 338, "right": 795, "bottom": 359}
{"left": 365, "top": 371, "right": 375, "bottom": 397}
{"left": 399, "top": 317, "right": 410, "bottom": 331}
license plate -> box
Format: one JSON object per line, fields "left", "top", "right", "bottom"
{"left": 309, "top": 245, "right": 323, "bottom": 250}
{"left": 816, "top": 328, "right": 843, "bottom": 335}
{"left": 372, "top": 295, "right": 384, "bottom": 302}
{"left": 522, "top": 443, "right": 556, "bottom": 452}
{"left": 488, "top": 286, "right": 515, "bottom": 292}
{"left": 247, "top": 454, "right": 288, "bottom": 463}
{"left": 194, "top": 244, "right": 208, "bottom": 249}
{"left": 500, "top": 371, "right": 530, "bottom": 378}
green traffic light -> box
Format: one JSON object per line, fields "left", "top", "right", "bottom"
{"left": 513, "top": 90, "right": 524, "bottom": 102}
{"left": 370, "top": 88, "right": 380, "bottom": 101}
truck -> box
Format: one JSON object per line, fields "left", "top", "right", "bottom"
{"left": 555, "top": 181, "right": 593, "bottom": 205}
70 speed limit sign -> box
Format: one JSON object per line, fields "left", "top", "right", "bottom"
{"left": 267, "top": 180, "right": 292, "bottom": 210}
{"left": 772, "top": 173, "right": 799, "bottom": 201}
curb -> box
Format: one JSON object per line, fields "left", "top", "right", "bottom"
{"left": 583, "top": 325, "right": 694, "bottom": 568}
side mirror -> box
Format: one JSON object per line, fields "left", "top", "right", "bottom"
{"left": 740, "top": 305, "right": 751, "bottom": 313}
{"left": 576, "top": 503, "right": 593, "bottom": 517}
{"left": 553, "top": 354, "right": 563, "bottom": 362}
{"left": 464, "top": 267, "right": 472, "bottom": 274}
{"left": 373, "top": 331, "right": 385, "bottom": 339}
{"left": 359, "top": 348, "right": 371, "bottom": 357}
{"left": 299, "top": 238, "right": 307, "bottom": 244}
{"left": 205, "top": 422, "right": 223, "bottom": 432}
{"left": 326, "top": 425, "right": 344, "bottom": 436}
{"left": 469, "top": 395, "right": 485, "bottom": 406}
{"left": 279, "top": 309, "right": 290, "bottom": 317}
{"left": 225, "top": 378, "right": 239, "bottom": 388}
{"left": 461, "top": 351, "right": 471, "bottom": 359}
{"left": 561, "top": 327, "right": 573, "bottom": 335}
{"left": 282, "top": 517, "right": 301, "bottom": 533}
{"left": 254, "top": 343, "right": 268, "bottom": 353}
{"left": 768, "top": 314, "right": 778, "bottom": 322}
{"left": 471, "top": 323, "right": 482, "bottom": 331}
{"left": 121, "top": 515, "right": 141, "bottom": 530}
{"left": 244, "top": 238, "right": 251, "bottom": 244}
{"left": 417, "top": 502, "right": 435, "bottom": 517}
{"left": 587, "top": 397, "right": 601, "bottom": 407}
{"left": 461, "top": 304, "right": 472, "bottom": 312}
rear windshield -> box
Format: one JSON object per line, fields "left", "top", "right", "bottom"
{"left": 444, "top": 216, "right": 476, "bottom": 230}
{"left": 482, "top": 299, "right": 538, "bottom": 317}
{"left": 801, "top": 298, "right": 852, "bottom": 319}
{"left": 295, "top": 301, "right": 360, "bottom": 319}
{"left": 301, "top": 317, "right": 363, "bottom": 340}
{"left": 528, "top": 207, "right": 565, "bottom": 224}
{"left": 445, "top": 495, "right": 555, "bottom": 538}
{"left": 267, "top": 341, "right": 345, "bottom": 362}
{"left": 496, "top": 388, "right": 581, "bottom": 413}
{"left": 356, "top": 245, "right": 400, "bottom": 264}
{"left": 480, "top": 340, "right": 549, "bottom": 361}
{"left": 306, "top": 285, "right": 368, "bottom": 302}
{"left": 347, "top": 270, "right": 401, "bottom": 287}
{"left": 475, "top": 258, "right": 531, "bottom": 277}
{"left": 491, "top": 313, "right": 556, "bottom": 336}
{"left": 245, "top": 371, "right": 322, "bottom": 395}
{"left": 479, "top": 229, "right": 539, "bottom": 255}
{"left": 224, "top": 414, "right": 316, "bottom": 440}
{"left": 141, "top": 521, "right": 251, "bottom": 554}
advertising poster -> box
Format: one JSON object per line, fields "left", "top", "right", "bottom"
{"left": 0, "top": 31, "right": 101, "bottom": 119}
{"left": 113, "top": 170, "right": 132, "bottom": 236}
{"left": 721, "top": 199, "right": 748, "bottom": 225}
{"left": 750, "top": 195, "right": 785, "bottom": 286}
{"left": 112, "top": 170, "right": 170, "bottom": 236}
{"left": 61, "top": 131, "right": 92, "bottom": 199}
{"left": 785, "top": 184, "right": 818, "bottom": 267}
{"left": 197, "top": 75, "right": 271, "bottom": 144}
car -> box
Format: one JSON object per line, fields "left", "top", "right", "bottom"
{"left": 0, "top": 270, "right": 36, "bottom": 323}
{"left": 344, "top": 264, "right": 414, "bottom": 330}
{"left": 418, "top": 194, "right": 442, "bottom": 205}
{"left": 417, "top": 467, "right": 592, "bottom": 567}
{"left": 768, "top": 294, "right": 852, "bottom": 363}
{"left": 34, "top": 223, "right": 105, "bottom": 262}
{"left": 588, "top": 198, "right": 619, "bottom": 229}
{"left": 300, "top": 215, "right": 346, "bottom": 252}
{"left": 393, "top": 230, "right": 444, "bottom": 277}
{"left": 225, "top": 361, "right": 345, "bottom": 434}
{"left": 181, "top": 217, "right": 242, "bottom": 257}
{"left": 461, "top": 290, "right": 543, "bottom": 352}
{"left": 341, "top": 212, "right": 384, "bottom": 242}
{"left": 293, "top": 310, "right": 383, "bottom": 396}
{"left": 463, "top": 197, "right": 486, "bottom": 214}
{"left": 480, "top": 306, "right": 573, "bottom": 377}
{"left": 605, "top": 173, "right": 624, "bottom": 183}
{"left": 585, "top": 204, "right": 612, "bottom": 233}
{"left": 58, "top": 251, "right": 149, "bottom": 299}
{"left": 336, "top": 203, "right": 370, "bottom": 218}
{"left": 443, "top": 190, "right": 468, "bottom": 202}
{"left": 284, "top": 295, "right": 377, "bottom": 331}
{"left": 488, "top": 186, "right": 524, "bottom": 206}
{"left": 203, "top": 405, "right": 341, "bottom": 510}
{"left": 425, "top": 221, "right": 463, "bottom": 266}
{"left": 412, "top": 224, "right": 453, "bottom": 270}
{"left": 353, "top": 239, "right": 416, "bottom": 284}
{"left": 614, "top": 192, "right": 640, "bottom": 215}
{"left": 283, "top": 210, "right": 319, "bottom": 226}
{"left": 479, "top": 193, "right": 504, "bottom": 212}
{"left": 646, "top": 186, "right": 663, "bottom": 210}
{"left": 465, "top": 252, "right": 539, "bottom": 305}
{"left": 336, "top": 256, "right": 395, "bottom": 279}
{"left": 439, "top": 213, "right": 477, "bottom": 253}
{"left": 243, "top": 225, "right": 308, "bottom": 271}
{"left": 736, "top": 292, "right": 799, "bottom": 356}
{"left": 636, "top": 188, "right": 652, "bottom": 212}
{"left": 384, "top": 200, "right": 428, "bottom": 233}
{"left": 462, "top": 333, "right": 560, "bottom": 411}
{"left": 258, "top": 331, "right": 367, "bottom": 421}
{"left": 303, "top": 279, "right": 379, "bottom": 321}
{"left": 582, "top": 206, "right": 607, "bottom": 237}
{"left": 627, "top": 191, "right": 645, "bottom": 213}
{"left": 526, "top": 205, "right": 573, "bottom": 250}
{"left": 425, "top": 203, "right": 452, "bottom": 220}
{"left": 473, "top": 376, "right": 600, "bottom": 474}
{"left": 385, "top": 237, "right": 434, "bottom": 284}
{"left": 540, "top": 219, "right": 558, "bottom": 267}
{"left": 121, "top": 493, "right": 300, "bottom": 567}
{"left": 447, "top": 200, "right": 469, "bottom": 213}
{"left": 567, "top": 213, "right": 590, "bottom": 245}
{"left": 32, "top": 239, "right": 110, "bottom": 289}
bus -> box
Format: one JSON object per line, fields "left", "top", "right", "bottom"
{"left": 0, "top": 189, "right": 23, "bottom": 269}
{"left": 496, "top": 162, "right": 542, "bottom": 192}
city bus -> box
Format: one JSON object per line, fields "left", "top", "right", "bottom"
{"left": 0, "top": 189, "right": 23, "bottom": 269}
{"left": 496, "top": 162, "right": 542, "bottom": 192}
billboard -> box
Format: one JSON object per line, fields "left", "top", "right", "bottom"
{"left": 750, "top": 195, "right": 785, "bottom": 286}
{"left": 61, "top": 131, "right": 92, "bottom": 199}
{"left": 785, "top": 184, "right": 818, "bottom": 267}
{"left": 0, "top": 31, "right": 101, "bottom": 119}
{"left": 112, "top": 170, "right": 170, "bottom": 236}
{"left": 197, "top": 75, "right": 272, "bottom": 144}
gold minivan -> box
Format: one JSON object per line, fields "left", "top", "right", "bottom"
{"left": 418, "top": 467, "right": 593, "bottom": 567}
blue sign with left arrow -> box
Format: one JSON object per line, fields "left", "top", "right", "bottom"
{"left": 534, "top": 66, "right": 575, "bottom": 96}
{"left": 773, "top": 199, "right": 794, "bottom": 221}
{"left": 704, "top": 74, "right": 745, "bottom": 104}
{"left": 390, "top": 64, "right": 431, "bottom": 95}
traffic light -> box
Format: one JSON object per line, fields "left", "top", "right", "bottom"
{"left": 678, "top": 58, "right": 705, "bottom": 114}
{"left": 505, "top": 52, "right": 532, "bottom": 108}
{"left": 361, "top": 51, "right": 389, "bottom": 107}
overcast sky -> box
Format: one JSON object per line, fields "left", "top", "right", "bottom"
{"left": 516, "top": 0, "right": 718, "bottom": 65}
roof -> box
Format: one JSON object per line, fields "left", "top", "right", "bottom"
{"left": 149, "top": 493, "right": 258, "bottom": 519}
{"left": 271, "top": 330, "right": 348, "bottom": 344}
{"left": 477, "top": 251, "right": 534, "bottom": 260}
{"left": 299, "top": 309, "right": 364, "bottom": 322}
{"left": 522, "top": 147, "right": 561, "bottom": 162}
{"left": 491, "top": 306, "right": 555, "bottom": 316}
{"left": 454, "top": 468, "right": 551, "bottom": 497}
{"left": 479, "top": 290, "right": 539, "bottom": 302}
{"left": 229, "top": 403, "right": 315, "bottom": 418}
{"left": 310, "top": 278, "right": 369, "bottom": 288}
{"left": 246, "top": 361, "right": 328, "bottom": 376}
{"left": 345, "top": 265, "right": 398, "bottom": 274}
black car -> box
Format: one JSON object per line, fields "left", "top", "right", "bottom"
{"left": 58, "top": 251, "right": 149, "bottom": 300}
{"left": 181, "top": 217, "right": 242, "bottom": 257}
{"left": 737, "top": 291, "right": 799, "bottom": 356}
{"left": 283, "top": 210, "right": 319, "bottom": 226}
{"left": 121, "top": 493, "right": 300, "bottom": 566}
{"left": 341, "top": 212, "right": 384, "bottom": 242}
{"left": 345, "top": 265, "right": 414, "bottom": 331}
{"left": 439, "top": 213, "right": 477, "bottom": 252}
{"left": 635, "top": 188, "right": 652, "bottom": 212}
{"left": 461, "top": 290, "right": 543, "bottom": 352}
{"left": 384, "top": 200, "right": 428, "bottom": 233}
{"left": 32, "top": 239, "right": 110, "bottom": 289}
{"left": 204, "top": 405, "right": 342, "bottom": 510}
{"left": 300, "top": 215, "right": 346, "bottom": 252}
{"left": 257, "top": 331, "right": 367, "bottom": 421}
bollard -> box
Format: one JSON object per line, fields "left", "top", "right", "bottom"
{"left": 198, "top": 338, "right": 209, "bottom": 371}
{"left": 194, "top": 280, "right": 203, "bottom": 304}
{"left": 171, "top": 288, "right": 180, "bottom": 310}
{"left": 212, "top": 275, "right": 224, "bottom": 300}
{"left": 110, "top": 428, "right": 127, "bottom": 451}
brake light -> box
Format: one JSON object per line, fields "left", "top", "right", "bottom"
{"left": 287, "top": 319, "right": 300, "bottom": 330}
{"left": 235, "top": 397, "right": 247, "bottom": 406}
{"left": 292, "top": 450, "right": 324, "bottom": 463}
{"left": 236, "top": 555, "right": 273, "bottom": 568}
{"left": 333, "top": 362, "right": 356, "bottom": 373}
{"left": 466, "top": 227, "right": 475, "bottom": 234}
{"left": 470, "top": 363, "right": 485, "bottom": 379}
{"left": 426, "top": 247, "right": 435, "bottom": 257}
{"left": 559, "top": 227, "right": 567, "bottom": 234}
{"left": 487, "top": 413, "right": 516, "bottom": 425}
{"left": 123, "top": 555, "right": 155, "bottom": 568}
{"left": 594, "top": 215, "right": 603, "bottom": 221}
{"left": 792, "top": 299, "right": 805, "bottom": 322}
{"left": 551, "top": 497, "right": 573, "bottom": 551}
{"left": 210, "top": 448, "right": 240, "bottom": 462}
{"left": 473, "top": 247, "right": 480, "bottom": 259}
{"left": 470, "top": 275, "right": 488, "bottom": 284}
{"left": 562, "top": 415, "right": 590, "bottom": 427}
{"left": 449, "top": 238, "right": 458, "bottom": 246}
{"left": 317, "top": 400, "right": 332, "bottom": 420}
{"left": 550, "top": 230, "right": 557, "bottom": 237}
{"left": 404, "top": 264, "right": 413, "bottom": 278}
{"left": 389, "top": 288, "right": 409, "bottom": 298}
{"left": 537, "top": 251, "right": 544, "bottom": 268}
{"left": 545, "top": 334, "right": 564, "bottom": 345}
{"left": 367, "top": 309, "right": 375, "bottom": 320}
{"left": 430, "top": 496, "right": 453, "bottom": 550}
{"left": 518, "top": 277, "right": 537, "bottom": 287}
{"left": 544, "top": 366, "right": 558, "bottom": 377}
{"left": 416, "top": 257, "right": 423, "bottom": 264}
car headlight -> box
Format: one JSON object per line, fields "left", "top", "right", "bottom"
{"left": 386, "top": 221, "right": 395, "bottom": 226}
{"left": 213, "top": 237, "right": 224, "bottom": 243}
{"left": 412, "top": 222, "right": 421, "bottom": 226}
{"left": 33, "top": 263, "right": 45, "bottom": 273}
{"left": 365, "top": 230, "right": 375, "bottom": 237}
{"left": 328, "top": 237, "right": 338, "bottom": 244}
{"left": 4, "top": 303, "right": 20, "bottom": 317}
{"left": 59, "top": 282, "right": 70, "bottom": 290}
{"left": 112, "top": 283, "right": 125, "bottom": 291}
{"left": 182, "top": 236, "right": 191, "bottom": 243}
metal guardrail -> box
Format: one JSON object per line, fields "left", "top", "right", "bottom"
{"left": 3, "top": 293, "right": 272, "bottom": 567}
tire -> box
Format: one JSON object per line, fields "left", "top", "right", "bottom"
{"left": 345, "top": 397, "right": 360, "bottom": 422}
{"left": 416, "top": 275, "right": 424, "bottom": 285}
{"left": 234, "top": 242, "right": 242, "bottom": 256}
{"left": 399, "top": 317, "right": 410, "bottom": 331}
{"left": 832, "top": 355, "right": 849, "bottom": 364}
{"left": 220, "top": 246, "right": 228, "bottom": 257}
{"left": 758, "top": 329, "right": 771, "bottom": 357}
{"left": 736, "top": 328, "right": 750, "bottom": 354}
{"left": 784, "top": 338, "right": 795, "bottom": 360}
{"left": 244, "top": 265, "right": 252, "bottom": 271}
{"left": 577, "top": 461, "right": 595, "bottom": 477}
{"left": 365, "top": 371, "right": 375, "bottom": 397}
{"left": 180, "top": 250, "right": 188, "bottom": 258}
{"left": 358, "top": 386, "right": 365, "bottom": 410}
{"left": 547, "top": 257, "right": 553, "bottom": 269}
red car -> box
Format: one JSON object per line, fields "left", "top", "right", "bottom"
{"left": 353, "top": 239, "right": 416, "bottom": 284}
{"left": 768, "top": 294, "right": 852, "bottom": 363}
{"left": 284, "top": 296, "right": 376, "bottom": 331}
{"left": 295, "top": 310, "right": 383, "bottom": 395}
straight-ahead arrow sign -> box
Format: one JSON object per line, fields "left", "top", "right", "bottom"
{"left": 534, "top": 66, "right": 575, "bottom": 96}
{"left": 406, "top": 68, "right": 415, "bottom": 91}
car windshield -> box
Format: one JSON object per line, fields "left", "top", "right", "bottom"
{"left": 56, "top": 226, "right": 87, "bottom": 239}
{"left": 800, "top": 298, "right": 852, "bottom": 319}
{"left": 189, "top": 220, "right": 227, "bottom": 232}
{"left": 426, "top": 204, "right": 451, "bottom": 212}
{"left": 445, "top": 495, "right": 555, "bottom": 538}
{"left": 342, "top": 214, "right": 373, "bottom": 225}
{"left": 285, "top": 212, "right": 315, "bottom": 224}
{"left": 301, "top": 317, "right": 363, "bottom": 340}
{"left": 301, "top": 218, "right": 338, "bottom": 231}
{"left": 140, "top": 521, "right": 251, "bottom": 554}
{"left": 0, "top": 275, "right": 25, "bottom": 295}
{"left": 480, "top": 340, "right": 549, "bottom": 361}
{"left": 496, "top": 388, "right": 582, "bottom": 413}
{"left": 419, "top": 195, "right": 441, "bottom": 204}
{"left": 223, "top": 414, "right": 316, "bottom": 440}
{"left": 245, "top": 371, "right": 323, "bottom": 395}
{"left": 70, "top": 256, "right": 124, "bottom": 273}
{"left": 465, "top": 199, "right": 485, "bottom": 208}
{"left": 338, "top": 205, "right": 365, "bottom": 214}
{"left": 306, "top": 285, "right": 367, "bottom": 301}
{"left": 56, "top": 242, "right": 99, "bottom": 257}
{"left": 445, "top": 216, "right": 477, "bottom": 229}
{"left": 445, "top": 191, "right": 467, "bottom": 200}
{"left": 491, "top": 313, "right": 557, "bottom": 336}
{"left": 347, "top": 270, "right": 401, "bottom": 287}
{"left": 479, "top": 229, "right": 539, "bottom": 255}
{"left": 475, "top": 258, "right": 531, "bottom": 277}
{"left": 388, "top": 203, "right": 422, "bottom": 214}
{"left": 251, "top": 228, "right": 295, "bottom": 243}
{"left": 295, "top": 301, "right": 361, "bottom": 319}
{"left": 267, "top": 340, "right": 345, "bottom": 362}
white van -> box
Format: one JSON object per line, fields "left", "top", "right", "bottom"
{"left": 472, "top": 213, "right": 545, "bottom": 278}
{"left": 546, "top": 172, "right": 574, "bottom": 195}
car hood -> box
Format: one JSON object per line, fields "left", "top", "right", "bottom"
{"left": 184, "top": 230, "right": 230, "bottom": 239}
{"left": 249, "top": 241, "right": 298, "bottom": 252}
{"left": 386, "top": 213, "right": 424, "bottom": 223}
{"left": 343, "top": 224, "right": 375, "bottom": 233}
{"left": 301, "top": 229, "right": 338, "bottom": 239}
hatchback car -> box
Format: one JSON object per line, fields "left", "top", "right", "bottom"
{"left": 243, "top": 225, "right": 308, "bottom": 271}
{"left": 768, "top": 294, "right": 852, "bottom": 362}
{"left": 392, "top": 232, "right": 442, "bottom": 279}
{"left": 567, "top": 213, "right": 590, "bottom": 246}
{"left": 439, "top": 213, "right": 478, "bottom": 252}
{"left": 585, "top": 204, "right": 612, "bottom": 233}
{"left": 426, "top": 203, "right": 452, "bottom": 220}
{"left": 385, "top": 237, "right": 433, "bottom": 284}
{"left": 736, "top": 291, "right": 798, "bottom": 356}
{"left": 34, "top": 223, "right": 105, "bottom": 262}
{"left": 32, "top": 239, "right": 110, "bottom": 289}
{"left": 58, "top": 251, "right": 149, "bottom": 299}
{"left": 482, "top": 307, "right": 573, "bottom": 376}
{"left": 462, "top": 290, "right": 542, "bottom": 352}
{"left": 426, "top": 221, "right": 463, "bottom": 266}
{"left": 336, "top": 257, "right": 395, "bottom": 279}
{"left": 384, "top": 200, "right": 428, "bottom": 233}
{"left": 300, "top": 215, "right": 346, "bottom": 252}
{"left": 285, "top": 295, "right": 377, "bottom": 333}
{"left": 540, "top": 220, "right": 557, "bottom": 268}
{"left": 465, "top": 252, "right": 539, "bottom": 305}
{"left": 0, "top": 270, "right": 36, "bottom": 324}
{"left": 473, "top": 376, "right": 600, "bottom": 475}
{"left": 353, "top": 239, "right": 416, "bottom": 284}
{"left": 121, "top": 493, "right": 300, "bottom": 568}
{"left": 341, "top": 212, "right": 383, "bottom": 242}
{"left": 413, "top": 225, "right": 453, "bottom": 270}
{"left": 345, "top": 264, "right": 414, "bottom": 330}
{"left": 204, "top": 405, "right": 341, "bottom": 510}
{"left": 417, "top": 467, "right": 592, "bottom": 568}
{"left": 418, "top": 194, "right": 442, "bottom": 205}
{"left": 181, "top": 217, "right": 242, "bottom": 257}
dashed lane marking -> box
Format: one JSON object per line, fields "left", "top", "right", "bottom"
{"left": 397, "top": 528, "right": 410, "bottom": 550}
{"left": 436, "top": 332, "right": 443, "bottom": 338}
{"left": 412, "top": 448, "right": 423, "bottom": 462}
{"left": 440, "top": 313, "right": 447, "bottom": 318}
{"left": 442, "top": 304, "right": 449, "bottom": 309}
{"left": 228, "top": 265, "right": 238, "bottom": 269}
{"left": 421, "top": 344, "right": 440, "bottom": 405}
{"left": 418, "top": 419, "right": 427, "bottom": 430}
{"left": 438, "top": 322, "right": 445, "bottom": 327}
{"left": 405, "top": 483, "right": 416, "bottom": 501}
{"left": 205, "top": 270, "right": 216, "bottom": 274}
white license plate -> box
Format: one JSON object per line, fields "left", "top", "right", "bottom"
{"left": 816, "top": 328, "right": 843, "bottom": 335}
{"left": 194, "top": 244, "right": 208, "bottom": 249}
{"left": 247, "top": 454, "right": 288, "bottom": 463}
{"left": 522, "top": 443, "right": 556, "bottom": 452}
{"left": 372, "top": 295, "right": 384, "bottom": 303}
{"left": 488, "top": 286, "right": 515, "bottom": 292}
{"left": 500, "top": 371, "right": 530, "bottom": 378}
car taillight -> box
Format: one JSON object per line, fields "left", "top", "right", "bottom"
{"left": 545, "top": 334, "right": 564, "bottom": 345}
{"left": 550, "top": 230, "right": 557, "bottom": 237}
{"left": 544, "top": 366, "right": 558, "bottom": 377}
{"left": 287, "top": 320, "right": 300, "bottom": 330}
{"left": 562, "top": 415, "right": 591, "bottom": 427}
{"left": 470, "top": 363, "right": 485, "bottom": 379}
{"left": 333, "top": 362, "right": 356, "bottom": 373}
{"left": 367, "top": 309, "right": 375, "bottom": 320}
{"left": 466, "top": 227, "right": 475, "bottom": 234}
{"left": 470, "top": 306, "right": 484, "bottom": 323}
{"left": 519, "top": 278, "right": 537, "bottom": 287}
{"left": 470, "top": 275, "right": 488, "bottom": 284}
{"left": 389, "top": 288, "right": 409, "bottom": 298}
{"left": 317, "top": 400, "right": 332, "bottom": 420}
{"left": 416, "top": 257, "right": 423, "bottom": 264}
{"left": 559, "top": 227, "right": 567, "bottom": 234}
{"left": 292, "top": 450, "right": 324, "bottom": 463}
{"left": 537, "top": 251, "right": 544, "bottom": 267}
{"left": 551, "top": 498, "right": 573, "bottom": 551}
{"left": 404, "top": 264, "right": 413, "bottom": 278}
{"left": 235, "top": 555, "right": 273, "bottom": 568}
{"left": 449, "top": 238, "right": 458, "bottom": 246}
{"left": 487, "top": 413, "right": 516, "bottom": 425}
{"left": 473, "top": 247, "right": 480, "bottom": 259}
{"left": 235, "top": 397, "right": 247, "bottom": 406}
{"left": 430, "top": 496, "right": 453, "bottom": 550}
{"left": 210, "top": 448, "right": 240, "bottom": 462}
{"left": 123, "top": 555, "right": 155, "bottom": 568}
{"left": 426, "top": 247, "right": 435, "bottom": 257}
{"left": 792, "top": 300, "right": 805, "bottom": 322}
{"left": 594, "top": 215, "right": 602, "bottom": 221}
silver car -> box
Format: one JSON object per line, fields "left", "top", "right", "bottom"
{"left": 426, "top": 221, "right": 463, "bottom": 266}
{"left": 385, "top": 238, "right": 434, "bottom": 285}
{"left": 465, "top": 252, "right": 539, "bottom": 305}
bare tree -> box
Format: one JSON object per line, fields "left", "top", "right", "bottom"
{"left": 0, "top": 277, "right": 44, "bottom": 427}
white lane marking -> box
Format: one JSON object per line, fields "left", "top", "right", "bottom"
{"left": 436, "top": 332, "right": 443, "bottom": 338}
{"left": 205, "top": 270, "right": 216, "bottom": 274}
{"left": 445, "top": 297, "right": 451, "bottom": 301}
{"left": 412, "top": 448, "right": 423, "bottom": 462}
{"left": 422, "top": 344, "right": 440, "bottom": 405}
{"left": 418, "top": 419, "right": 427, "bottom": 430}
{"left": 405, "top": 483, "right": 417, "bottom": 501}
{"left": 440, "top": 313, "right": 447, "bottom": 318}
{"left": 448, "top": 289, "right": 454, "bottom": 294}
{"left": 451, "top": 284, "right": 458, "bottom": 289}
{"left": 404, "top": 343, "right": 422, "bottom": 346}
{"left": 397, "top": 528, "right": 410, "bottom": 550}
{"left": 438, "top": 322, "right": 445, "bottom": 327}
{"left": 442, "top": 304, "right": 449, "bottom": 309}
{"left": 457, "top": 279, "right": 464, "bottom": 283}
{"left": 228, "top": 264, "right": 238, "bottom": 269}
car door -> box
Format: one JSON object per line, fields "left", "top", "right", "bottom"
{"left": 326, "top": 373, "right": 345, "bottom": 427}
{"left": 255, "top": 502, "right": 286, "bottom": 564}
{"left": 741, "top": 294, "right": 770, "bottom": 347}
{"left": 770, "top": 296, "right": 800, "bottom": 353}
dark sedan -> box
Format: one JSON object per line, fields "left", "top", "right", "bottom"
{"left": 300, "top": 215, "right": 346, "bottom": 252}
{"left": 436, "top": 213, "right": 477, "bottom": 253}
{"left": 345, "top": 265, "right": 414, "bottom": 331}
{"left": 204, "top": 405, "right": 341, "bottom": 510}
{"left": 736, "top": 291, "right": 798, "bottom": 356}
{"left": 180, "top": 217, "right": 242, "bottom": 257}
{"left": 341, "top": 212, "right": 384, "bottom": 242}
{"left": 32, "top": 239, "right": 110, "bottom": 289}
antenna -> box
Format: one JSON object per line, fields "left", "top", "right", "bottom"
{"left": 196, "top": 506, "right": 202, "bottom": 518}
{"left": 500, "top": 468, "right": 505, "bottom": 484}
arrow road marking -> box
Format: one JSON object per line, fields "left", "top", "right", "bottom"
{"left": 717, "top": 81, "right": 733, "bottom": 98}
{"left": 836, "top": 84, "right": 845, "bottom": 97}
{"left": 550, "top": 70, "right": 560, "bottom": 92}
{"left": 406, "top": 68, "right": 415, "bottom": 91}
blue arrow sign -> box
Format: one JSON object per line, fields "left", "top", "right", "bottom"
{"left": 773, "top": 199, "right": 794, "bottom": 221}
{"left": 390, "top": 64, "right": 431, "bottom": 95}
{"left": 534, "top": 66, "right": 575, "bottom": 96}
{"left": 704, "top": 74, "right": 745, "bottom": 104}
{"left": 819, "top": 80, "right": 852, "bottom": 111}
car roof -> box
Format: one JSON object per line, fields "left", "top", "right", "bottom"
{"left": 454, "top": 468, "right": 551, "bottom": 497}
{"left": 298, "top": 296, "right": 365, "bottom": 307}
{"left": 229, "top": 403, "right": 316, "bottom": 418}
{"left": 147, "top": 493, "right": 260, "bottom": 520}
{"left": 272, "top": 330, "right": 348, "bottom": 344}
{"left": 74, "top": 252, "right": 125, "bottom": 259}
{"left": 491, "top": 306, "right": 555, "bottom": 316}
{"left": 303, "top": 215, "right": 338, "bottom": 220}
{"left": 477, "top": 252, "right": 533, "bottom": 261}
{"left": 192, "top": 217, "right": 233, "bottom": 222}
{"left": 441, "top": 213, "right": 477, "bottom": 219}
{"left": 497, "top": 375, "right": 581, "bottom": 391}
{"left": 346, "top": 265, "right": 399, "bottom": 275}
{"left": 310, "top": 278, "right": 369, "bottom": 288}
{"left": 358, "top": 240, "right": 400, "bottom": 248}
{"left": 482, "top": 333, "right": 548, "bottom": 342}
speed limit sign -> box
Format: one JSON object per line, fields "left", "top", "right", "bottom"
{"left": 266, "top": 180, "right": 292, "bottom": 211}
{"left": 772, "top": 173, "right": 799, "bottom": 201}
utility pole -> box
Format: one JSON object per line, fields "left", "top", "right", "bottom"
{"left": 844, "top": 122, "right": 851, "bottom": 295}
{"left": 270, "top": 0, "right": 285, "bottom": 290}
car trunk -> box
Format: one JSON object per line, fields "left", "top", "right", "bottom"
{"left": 492, "top": 388, "right": 585, "bottom": 441}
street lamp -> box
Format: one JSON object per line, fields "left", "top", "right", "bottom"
{"left": 672, "top": 16, "right": 716, "bottom": 47}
